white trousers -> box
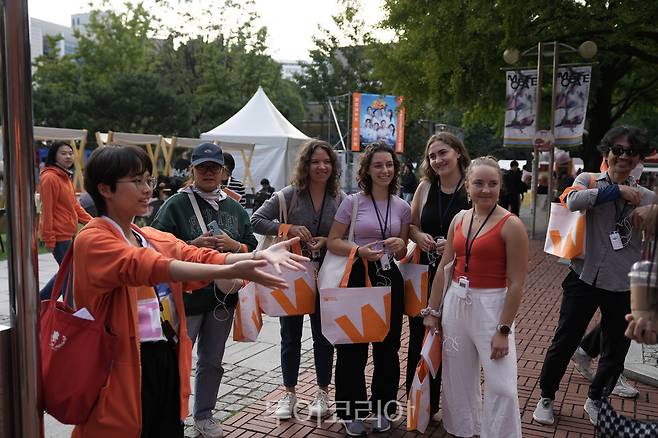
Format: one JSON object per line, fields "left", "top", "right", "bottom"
{"left": 441, "top": 283, "right": 522, "bottom": 438}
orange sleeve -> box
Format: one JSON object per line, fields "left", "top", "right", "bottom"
{"left": 74, "top": 198, "right": 93, "bottom": 224}
{"left": 38, "top": 174, "right": 59, "bottom": 249}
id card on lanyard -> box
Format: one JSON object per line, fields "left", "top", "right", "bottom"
{"left": 371, "top": 194, "right": 392, "bottom": 270}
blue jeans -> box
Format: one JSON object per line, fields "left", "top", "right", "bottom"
{"left": 39, "top": 240, "right": 72, "bottom": 304}
{"left": 280, "top": 293, "right": 334, "bottom": 388}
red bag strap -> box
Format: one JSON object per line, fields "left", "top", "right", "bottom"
{"left": 50, "top": 244, "right": 74, "bottom": 310}
{"left": 338, "top": 246, "right": 372, "bottom": 288}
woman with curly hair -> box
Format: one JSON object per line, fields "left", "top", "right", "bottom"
{"left": 327, "top": 142, "right": 411, "bottom": 436}
{"left": 251, "top": 139, "right": 345, "bottom": 420}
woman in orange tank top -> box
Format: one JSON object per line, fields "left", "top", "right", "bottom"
{"left": 423, "top": 156, "right": 529, "bottom": 438}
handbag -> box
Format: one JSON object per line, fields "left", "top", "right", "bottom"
{"left": 406, "top": 360, "right": 430, "bottom": 433}
{"left": 40, "top": 246, "right": 117, "bottom": 424}
{"left": 317, "top": 193, "right": 358, "bottom": 290}
{"left": 255, "top": 190, "right": 296, "bottom": 251}
{"left": 544, "top": 173, "right": 595, "bottom": 260}
{"left": 597, "top": 397, "right": 658, "bottom": 437}
{"left": 396, "top": 242, "right": 429, "bottom": 317}
{"left": 256, "top": 261, "right": 318, "bottom": 316}
{"left": 319, "top": 246, "right": 391, "bottom": 344}
{"left": 187, "top": 192, "right": 243, "bottom": 293}
{"left": 232, "top": 282, "right": 263, "bottom": 342}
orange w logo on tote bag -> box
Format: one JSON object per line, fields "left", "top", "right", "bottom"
{"left": 319, "top": 247, "right": 391, "bottom": 345}
{"left": 257, "top": 261, "right": 318, "bottom": 316}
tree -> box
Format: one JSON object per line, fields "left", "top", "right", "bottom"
{"left": 380, "top": 0, "right": 658, "bottom": 169}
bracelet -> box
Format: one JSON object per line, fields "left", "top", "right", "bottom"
{"left": 355, "top": 246, "right": 361, "bottom": 257}
{"left": 251, "top": 250, "right": 260, "bottom": 260}
{"left": 419, "top": 307, "right": 442, "bottom": 318}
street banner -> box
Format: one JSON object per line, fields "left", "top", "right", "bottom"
{"left": 504, "top": 69, "right": 538, "bottom": 147}
{"left": 553, "top": 66, "right": 592, "bottom": 146}
{"left": 351, "top": 92, "right": 405, "bottom": 153}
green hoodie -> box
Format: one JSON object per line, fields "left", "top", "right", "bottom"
{"left": 151, "top": 191, "right": 257, "bottom": 314}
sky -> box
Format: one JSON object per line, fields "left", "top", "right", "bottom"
{"left": 26, "top": 0, "right": 392, "bottom": 61}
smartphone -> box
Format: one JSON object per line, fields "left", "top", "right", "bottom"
{"left": 207, "top": 220, "right": 223, "bottom": 236}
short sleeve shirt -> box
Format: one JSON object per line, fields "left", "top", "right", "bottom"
{"left": 335, "top": 192, "right": 411, "bottom": 246}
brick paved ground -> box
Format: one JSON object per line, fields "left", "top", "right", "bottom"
{"left": 201, "top": 241, "right": 658, "bottom": 438}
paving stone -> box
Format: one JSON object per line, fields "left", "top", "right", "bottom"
{"left": 232, "top": 386, "right": 253, "bottom": 396}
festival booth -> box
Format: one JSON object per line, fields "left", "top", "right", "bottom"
{"left": 200, "top": 86, "right": 310, "bottom": 192}
{"left": 95, "top": 131, "right": 165, "bottom": 177}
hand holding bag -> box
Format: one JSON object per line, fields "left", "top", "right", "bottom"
{"left": 319, "top": 246, "right": 391, "bottom": 344}
{"left": 40, "top": 246, "right": 117, "bottom": 424}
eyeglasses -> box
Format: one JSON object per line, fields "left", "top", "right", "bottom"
{"left": 116, "top": 176, "right": 158, "bottom": 190}
{"left": 609, "top": 145, "right": 639, "bottom": 157}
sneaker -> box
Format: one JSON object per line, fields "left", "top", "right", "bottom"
{"left": 611, "top": 375, "right": 640, "bottom": 398}
{"left": 194, "top": 417, "right": 223, "bottom": 438}
{"left": 584, "top": 397, "right": 601, "bottom": 425}
{"left": 572, "top": 348, "right": 595, "bottom": 381}
{"left": 341, "top": 419, "right": 368, "bottom": 436}
{"left": 371, "top": 414, "right": 391, "bottom": 433}
{"left": 274, "top": 392, "right": 297, "bottom": 420}
{"left": 532, "top": 397, "right": 555, "bottom": 425}
{"left": 308, "top": 389, "right": 329, "bottom": 417}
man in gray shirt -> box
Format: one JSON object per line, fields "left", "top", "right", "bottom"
{"left": 533, "top": 126, "right": 656, "bottom": 426}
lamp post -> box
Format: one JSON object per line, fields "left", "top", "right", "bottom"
{"left": 503, "top": 40, "right": 597, "bottom": 239}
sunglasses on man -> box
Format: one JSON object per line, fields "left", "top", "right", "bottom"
{"left": 608, "top": 144, "right": 640, "bottom": 157}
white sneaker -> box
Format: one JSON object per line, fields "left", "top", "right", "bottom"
{"left": 611, "top": 375, "right": 640, "bottom": 398}
{"left": 584, "top": 397, "right": 601, "bottom": 425}
{"left": 341, "top": 419, "right": 368, "bottom": 436}
{"left": 371, "top": 414, "right": 391, "bottom": 433}
{"left": 274, "top": 392, "right": 297, "bottom": 419}
{"left": 308, "top": 389, "right": 329, "bottom": 417}
{"left": 194, "top": 417, "right": 223, "bottom": 438}
{"left": 572, "top": 348, "right": 595, "bottom": 381}
{"left": 532, "top": 397, "right": 555, "bottom": 425}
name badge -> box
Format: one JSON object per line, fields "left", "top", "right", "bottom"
{"left": 609, "top": 231, "right": 623, "bottom": 251}
{"left": 453, "top": 276, "right": 470, "bottom": 299}
{"left": 380, "top": 252, "right": 391, "bottom": 271}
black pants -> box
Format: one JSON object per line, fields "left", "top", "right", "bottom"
{"left": 580, "top": 323, "right": 602, "bottom": 358}
{"left": 539, "top": 270, "right": 631, "bottom": 401}
{"left": 140, "top": 341, "right": 184, "bottom": 438}
{"left": 506, "top": 193, "right": 521, "bottom": 216}
{"left": 334, "top": 259, "right": 404, "bottom": 420}
{"left": 406, "top": 261, "right": 441, "bottom": 415}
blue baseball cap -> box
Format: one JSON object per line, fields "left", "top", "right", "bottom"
{"left": 191, "top": 143, "right": 224, "bottom": 167}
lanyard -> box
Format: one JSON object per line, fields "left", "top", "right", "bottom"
{"left": 464, "top": 206, "right": 497, "bottom": 273}
{"left": 371, "top": 194, "right": 391, "bottom": 241}
{"left": 309, "top": 190, "right": 327, "bottom": 236}
{"left": 437, "top": 176, "right": 463, "bottom": 231}
{"left": 605, "top": 173, "right": 632, "bottom": 226}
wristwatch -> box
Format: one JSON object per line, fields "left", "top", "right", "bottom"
{"left": 496, "top": 324, "right": 511, "bottom": 335}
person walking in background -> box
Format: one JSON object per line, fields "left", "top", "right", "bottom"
{"left": 424, "top": 156, "right": 528, "bottom": 438}
{"left": 220, "top": 152, "right": 247, "bottom": 208}
{"left": 38, "top": 141, "right": 92, "bottom": 301}
{"left": 70, "top": 144, "right": 305, "bottom": 438}
{"left": 150, "top": 143, "right": 258, "bottom": 438}
{"left": 532, "top": 125, "right": 656, "bottom": 427}
{"left": 327, "top": 143, "right": 410, "bottom": 436}
{"left": 251, "top": 140, "right": 344, "bottom": 421}
{"left": 407, "top": 132, "right": 471, "bottom": 421}
{"left": 501, "top": 160, "right": 524, "bottom": 216}
{"left": 253, "top": 178, "right": 275, "bottom": 211}
{"left": 400, "top": 162, "right": 417, "bottom": 204}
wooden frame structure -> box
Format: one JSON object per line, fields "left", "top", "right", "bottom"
{"left": 34, "top": 126, "right": 88, "bottom": 190}
{"left": 95, "top": 131, "right": 165, "bottom": 177}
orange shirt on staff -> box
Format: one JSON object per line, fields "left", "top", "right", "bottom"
{"left": 38, "top": 166, "right": 92, "bottom": 249}
{"left": 71, "top": 218, "right": 227, "bottom": 438}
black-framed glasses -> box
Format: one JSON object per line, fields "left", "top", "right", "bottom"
{"left": 609, "top": 145, "right": 639, "bottom": 157}
{"left": 116, "top": 176, "right": 158, "bottom": 190}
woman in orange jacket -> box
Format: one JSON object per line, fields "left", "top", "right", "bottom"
{"left": 71, "top": 145, "right": 306, "bottom": 438}
{"left": 39, "top": 142, "right": 93, "bottom": 300}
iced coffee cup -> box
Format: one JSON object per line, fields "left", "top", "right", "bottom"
{"left": 628, "top": 260, "right": 658, "bottom": 331}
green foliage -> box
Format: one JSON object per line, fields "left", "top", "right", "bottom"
{"left": 380, "top": 0, "right": 658, "bottom": 169}
{"left": 32, "top": 1, "right": 305, "bottom": 142}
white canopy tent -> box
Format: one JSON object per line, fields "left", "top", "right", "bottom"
{"left": 201, "top": 86, "right": 310, "bottom": 192}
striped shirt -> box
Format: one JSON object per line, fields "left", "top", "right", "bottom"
{"left": 225, "top": 177, "right": 246, "bottom": 207}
